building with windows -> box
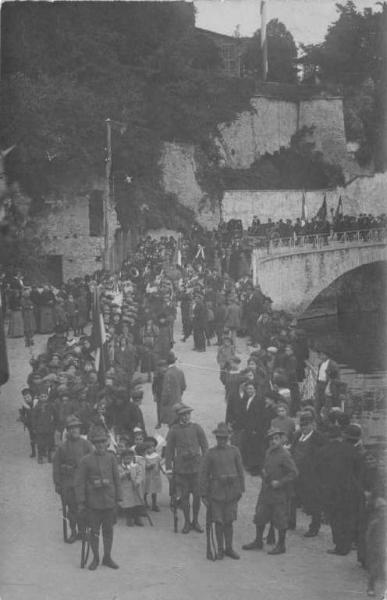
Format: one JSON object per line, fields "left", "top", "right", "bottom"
{"left": 195, "top": 28, "right": 250, "bottom": 77}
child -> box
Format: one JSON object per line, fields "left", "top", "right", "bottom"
{"left": 143, "top": 436, "right": 162, "bottom": 512}
{"left": 130, "top": 427, "right": 145, "bottom": 451}
{"left": 217, "top": 336, "right": 236, "bottom": 387}
{"left": 18, "top": 388, "right": 37, "bottom": 457}
{"left": 118, "top": 449, "right": 146, "bottom": 527}
{"left": 271, "top": 403, "right": 296, "bottom": 445}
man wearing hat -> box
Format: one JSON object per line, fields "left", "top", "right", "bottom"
{"left": 243, "top": 428, "right": 298, "bottom": 555}
{"left": 165, "top": 404, "right": 208, "bottom": 533}
{"left": 315, "top": 424, "right": 362, "bottom": 555}
{"left": 160, "top": 351, "right": 186, "bottom": 427}
{"left": 200, "top": 423, "right": 245, "bottom": 559}
{"left": 52, "top": 415, "right": 94, "bottom": 543}
{"left": 75, "top": 427, "right": 122, "bottom": 570}
{"left": 290, "top": 412, "right": 327, "bottom": 536}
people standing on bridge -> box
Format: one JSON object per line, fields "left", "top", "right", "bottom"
{"left": 200, "top": 422, "right": 245, "bottom": 560}
{"left": 243, "top": 428, "right": 298, "bottom": 555}
{"left": 75, "top": 426, "right": 122, "bottom": 570}
{"left": 165, "top": 404, "right": 208, "bottom": 534}
{"left": 53, "top": 415, "right": 93, "bottom": 543}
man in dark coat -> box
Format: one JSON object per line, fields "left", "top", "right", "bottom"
{"left": 75, "top": 426, "right": 122, "bottom": 570}
{"left": 240, "top": 382, "right": 267, "bottom": 475}
{"left": 243, "top": 428, "right": 298, "bottom": 555}
{"left": 160, "top": 351, "right": 186, "bottom": 427}
{"left": 291, "top": 412, "right": 327, "bottom": 536}
{"left": 53, "top": 415, "right": 93, "bottom": 542}
{"left": 315, "top": 424, "right": 362, "bottom": 555}
{"left": 165, "top": 404, "right": 208, "bottom": 533}
{"left": 200, "top": 422, "right": 245, "bottom": 559}
{"left": 192, "top": 293, "right": 207, "bottom": 352}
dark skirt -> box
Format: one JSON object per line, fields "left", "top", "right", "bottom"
{"left": 8, "top": 310, "right": 24, "bottom": 337}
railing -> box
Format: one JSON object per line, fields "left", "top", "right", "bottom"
{"left": 255, "top": 228, "right": 387, "bottom": 254}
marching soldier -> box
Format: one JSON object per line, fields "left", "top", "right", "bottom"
{"left": 53, "top": 415, "right": 93, "bottom": 543}
{"left": 75, "top": 426, "right": 122, "bottom": 570}
{"left": 165, "top": 404, "right": 208, "bottom": 533}
{"left": 243, "top": 428, "right": 298, "bottom": 555}
{"left": 200, "top": 422, "right": 245, "bottom": 560}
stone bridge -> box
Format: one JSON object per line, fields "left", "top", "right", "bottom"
{"left": 252, "top": 229, "right": 387, "bottom": 316}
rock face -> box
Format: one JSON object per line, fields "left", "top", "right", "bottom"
{"left": 160, "top": 91, "right": 362, "bottom": 227}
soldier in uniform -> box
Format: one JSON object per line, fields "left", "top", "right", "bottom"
{"left": 52, "top": 415, "right": 93, "bottom": 543}
{"left": 75, "top": 426, "right": 122, "bottom": 570}
{"left": 243, "top": 428, "right": 298, "bottom": 555}
{"left": 200, "top": 422, "right": 245, "bottom": 559}
{"left": 165, "top": 404, "right": 208, "bottom": 533}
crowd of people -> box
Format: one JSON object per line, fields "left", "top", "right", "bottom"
{"left": 2, "top": 229, "right": 385, "bottom": 595}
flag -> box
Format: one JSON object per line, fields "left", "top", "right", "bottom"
{"left": 260, "top": 0, "right": 268, "bottom": 81}
{"left": 0, "top": 293, "right": 9, "bottom": 386}
{"left": 335, "top": 195, "right": 343, "bottom": 218}
{"left": 316, "top": 194, "right": 327, "bottom": 221}
{"left": 301, "top": 190, "right": 307, "bottom": 221}
{"left": 90, "top": 285, "right": 107, "bottom": 385}
{"left": 109, "top": 119, "right": 127, "bottom": 135}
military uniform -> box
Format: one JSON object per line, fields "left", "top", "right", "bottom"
{"left": 165, "top": 408, "right": 208, "bottom": 533}
{"left": 200, "top": 424, "right": 245, "bottom": 559}
{"left": 52, "top": 421, "right": 93, "bottom": 542}
{"left": 75, "top": 428, "right": 122, "bottom": 570}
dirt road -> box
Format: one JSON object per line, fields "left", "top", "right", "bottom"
{"left": 0, "top": 325, "right": 368, "bottom": 600}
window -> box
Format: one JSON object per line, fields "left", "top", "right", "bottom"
{"left": 89, "top": 190, "right": 104, "bottom": 236}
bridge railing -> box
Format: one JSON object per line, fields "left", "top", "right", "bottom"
{"left": 261, "top": 228, "right": 387, "bottom": 254}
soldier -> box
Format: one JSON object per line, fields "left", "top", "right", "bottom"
{"left": 200, "top": 422, "right": 245, "bottom": 560}
{"left": 243, "top": 428, "right": 298, "bottom": 555}
{"left": 75, "top": 426, "right": 122, "bottom": 570}
{"left": 53, "top": 415, "right": 93, "bottom": 543}
{"left": 165, "top": 404, "right": 208, "bottom": 533}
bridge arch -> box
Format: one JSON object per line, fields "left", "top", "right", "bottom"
{"left": 252, "top": 235, "right": 387, "bottom": 316}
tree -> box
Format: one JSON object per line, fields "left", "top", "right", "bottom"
{"left": 300, "top": 2, "right": 387, "bottom": 170}
{"left": 242, "top": 19, "right": 298, "bottom": 83}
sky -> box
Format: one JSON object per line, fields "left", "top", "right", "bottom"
{"left": 194, "top": 0, "right": 382, "bottom": 45}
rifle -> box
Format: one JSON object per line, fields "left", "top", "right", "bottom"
{"left": 60, "top": 495, "right": 69, "bottom": 543}
{"left": 206, "top": 503, "right": 217, "bottom": 561}
{"left": 80, "top": 518, "right": 91, "bottom": 569}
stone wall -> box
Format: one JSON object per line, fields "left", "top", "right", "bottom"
{"left": 33, "top": 186, "right": 119, "bottom": 280}
{"left": 222, "top": 171, "right": 387, "bottom": 227}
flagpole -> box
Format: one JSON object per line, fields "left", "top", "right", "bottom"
{"left": 260, "top": 0, "right": 268, "bottom": 81}
{"left": 104, "top": 118, "right": 112, "bottom": 272}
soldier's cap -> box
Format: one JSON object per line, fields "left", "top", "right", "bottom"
{"left": 299, "top": 412, "right": 314, "bottom": 425}
{"left": 89, "top": 426, "right": 108, "bottom": 443}
{"left": 266, "top": 427, "right": 283, "bottom": 439}
{"left": 132, "top": 390, "right": 144, "bottom": 400}
{"left": 167, "top": 351, "right": 177, "bottom": 365}
{"left": 66, "top": 415, "right": 83, "bottom": 429}
{"left": 213, "top": 422, "right": 229, "bottom": 438}
{"left": 343, "top": 423, "right": 362, "bottom": 441}
{"left": 176, "top": 403, "right": 193, "bottom": 416}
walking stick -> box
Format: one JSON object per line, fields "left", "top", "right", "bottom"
{"left": 60, "top": 495, "right": 69, "bottom": 543}
{"left": 206, "top": 503, "right": 217, "bottom": 561}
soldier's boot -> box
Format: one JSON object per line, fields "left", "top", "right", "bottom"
{"left": 215, "top": 523, "right": 224, "bottom": 560}
{"left": 151, "top": 494, "right": 160, "bottom": 512}
{"left": 67, "top": 519, "right": 78, "bottom": 544}
{"left": 30, "top": 443, "right": 36, "bottom": 458}
{"left": 102, "top": 534, "right": 119, "bottom": 569}
{"left": 266, "top": 523, "right": 276, "bottom": 545}
{"left": 223, "top": 523, "right": 240, "bottom": 559}
{"left": 191, "top": 496, "right": 203, "bottom": 533}
{"left": 242, "top": 525, "right": 264, "bottom": 550}
{"left": 88, "top": 533, "right": 100, "bottom": 571}
{"left": 268, "top": 529, "right": 286, "bottom": 555}
{"left": 181, "top": 501, "right": 191, "bottom": 534}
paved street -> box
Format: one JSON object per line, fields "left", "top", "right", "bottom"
{"left": 0, "top": 323, "right": 368, "bottom": 600}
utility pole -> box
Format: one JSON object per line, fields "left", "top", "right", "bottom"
{"left": 104, "top": 118, "right": 112, "bottom": 271}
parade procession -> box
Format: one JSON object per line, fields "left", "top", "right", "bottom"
{"left": 0, "top": 1, "right": 386, "bottom": 600}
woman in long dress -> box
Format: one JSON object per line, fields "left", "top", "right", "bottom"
{"left": 8, "top": 289, "right": 24, "bottom": 338}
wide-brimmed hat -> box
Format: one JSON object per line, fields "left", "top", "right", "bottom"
{"left": 299, "top": 412, "right": 314, "bottom": 425}
{"left": 343, "top": 424, "right": 362, "bottom": 441}
{"left": 176, "top": 403, "right": 193, "bottom": 416}
{"left": 66, "top": 415, "right": 83, "bottom": 429}
{"left": 89, "top": 426, "right": 108, "bottom": 443}
{"left": 266, "top": 427, "right": 283, "bottom": 439}
{"left": 212, "top": 422, "right": 229, "bottom": 437}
